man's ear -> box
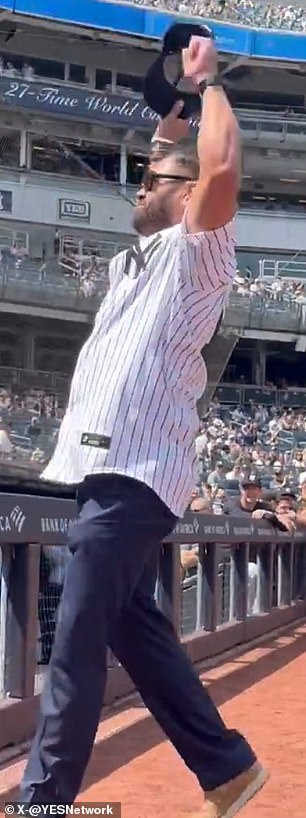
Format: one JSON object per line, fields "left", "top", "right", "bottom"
{"left": 182, "top": 181, "right": 196, "bottom": 206}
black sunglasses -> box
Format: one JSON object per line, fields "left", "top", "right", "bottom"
{"left": 141, "top": 168, "right": 194, "bottom": 191}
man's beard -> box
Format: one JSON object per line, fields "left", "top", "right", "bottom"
{"left": 132, "top": 201, "right": 173, "bottom": 236}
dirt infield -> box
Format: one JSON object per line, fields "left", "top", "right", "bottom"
{"left": 1, "top": 622, "right": 306, "bottom": 817}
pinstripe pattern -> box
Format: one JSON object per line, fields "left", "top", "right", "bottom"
{"left": 42, "top": 218, "right": 236, "bottom": 517}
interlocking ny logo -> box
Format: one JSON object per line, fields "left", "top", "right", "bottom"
{"left": 124, "top": 235, "right": 162, "bottom": 277}
{"left": 10, "top": 505, "right": 26, "bottom": 533}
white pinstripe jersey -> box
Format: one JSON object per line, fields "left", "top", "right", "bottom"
{"left": 42, "top": 218, "right": 236, "bottom": 517}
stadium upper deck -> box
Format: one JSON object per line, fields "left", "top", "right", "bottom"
{"left": 0, "top": 0, "right": 306, "bottom": 277}
{"left": 2, "top": 0, "right": 306, "bottom": 49}
{"left": 0, "top": 0, "right": 304, "bottom": 46}
{"left": 0, "top": 0, "right": 306, "bottom": 479}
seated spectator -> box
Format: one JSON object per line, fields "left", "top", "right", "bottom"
{"left": 224, "top": 476, "right": 272, "bottom": 615}
{"left": 22, "top": 62, "right": 35, "bottom": 80}
{"left": 211, "top": 486, "right": 227, "bottom": 514}
{"left": 296, "top": 474, "right": 306, "bottom": 527}
{"left": 207, "top": 461, "right": 226, "bottom": 488}
{"left": 252, "top": 490, "right": 296, "bottom": 530}
{"left": 26, "top": 416, "right": 42, "bottom": 438}
{"left": 0, "top": 417, "right": 13, "bottom": 456}
{"left": 225, "top": 462, "right": 243, "bottom": 481}
{"left": 269, "top": 461, "right": 288, "bottom": 490}
{"left": 224, "top": 476, "right": 270, "bottom": 516}
{"left": 180, "top": 496, "right": 212, "bottom": 579}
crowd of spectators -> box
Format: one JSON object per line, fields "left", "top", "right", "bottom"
{"left": 179, "top": 396, "right": 306, "bottom": 614}
{"left": 0, "top": 239, "right": 112, "bottom": 300}
{"left": 128, "top": 0, "right": 306, "bottom": 33}
{"left": 0, "top": 387, "right": 62, "bottom": 468}
{"left": 191, "top": 397, "right": 306, "bottom": 519}
{"left": 2, "top": 380, "right": 306, "bottom": 522}
{"left": 2, "top": 380, "right": 306, "bottom": 650}
{"left": 56, "top": 247, "right": 110, "bottom": 298}
{"left": 0, "top": 55, "right": 35, "bottom": 80}
{"left": 233, "top": 271, "right": 306, "bottom": 308}
{"left": 2, "top": 233, "right": 306, "bottom": 308}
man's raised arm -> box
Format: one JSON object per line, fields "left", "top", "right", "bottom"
{"left": 183, "top": 37, "right": 241, "bottom": 233}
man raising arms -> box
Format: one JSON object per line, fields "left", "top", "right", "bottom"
{"left": 20, "top": 35, "right": 267, "bottom": 818}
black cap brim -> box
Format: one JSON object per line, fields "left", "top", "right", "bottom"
{"left": 240, "top": 480, "right": 262, "bottom": 490}
{"left": 143, "top": 22, "right": 213, "bottom": 121}
{"left": 163, "top": 22, "right": 212, "bottom": 54}
{"left": 143, "top": 54, "right": 201, "bottom": 120}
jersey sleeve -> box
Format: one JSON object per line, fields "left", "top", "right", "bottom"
{"left": 177, "top": 218, "right": 237, "bottom": 347}
{"left": 178, "top": 217, "right": 236, "bottom": 293}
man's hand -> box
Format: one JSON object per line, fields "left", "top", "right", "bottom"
{"left": 152, "top": 100, "right": 190, "bottom": 144}
{"left": 276, "top": 511, "right": 296, "bottom": 535}
{"left": 252, "top": 509, "right": 272, "bottom": 521}
{"left": 182, "top": 35, "right": 218, "bottom": 84}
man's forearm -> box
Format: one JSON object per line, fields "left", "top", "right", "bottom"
{"left": 150, "top": 100, "right": 190, "bottom": 161}
{"left": 197, "top": 86, "right": 240, "bottom": 181}
{"left": 186, "top": 83, "right": 241, "bottom": 231}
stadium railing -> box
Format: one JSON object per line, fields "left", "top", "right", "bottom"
{"left": 2, "top": 366, "right": 306, "bottom": 407}
{"left": 1, "top": 269, "right": 306, "bottom": 334}
{"left": 260, "top": 259, "right": 306, "bottom": 279}
{"left": 0, "top": 365, "right": 68, "bottom": 392}
{"left": 213, "top": 383, "right": 306, "bottom": 408}
{"left": 0, "top": 485, "right": 305, "bottom": 750}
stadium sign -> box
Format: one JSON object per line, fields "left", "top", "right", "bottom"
{"left": 59, "top": 199, "right": 91, "bottom": 222}
{"left": 0, "top": 78, "right": 199, "bottom": 131}
{"left": 0, "top": 492, "right": 304, "bottom": 545}
{"left": 40, "top": 516, "right": 75, "bottom": 534}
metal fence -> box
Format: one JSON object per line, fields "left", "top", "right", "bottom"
{"left": 213, "top": 382, "right": 306, "bottom": 408}
{"left": 2, "top": 264, "right": 306, "bottom": 334}
{"left": 0, "top": 485, "right": 305, "bottom": 750}
{"left": 3, "top": 364, "right": 306, "bottom": 407}
{"left": 259, "top": 258, "right": 306, "bottom": 280}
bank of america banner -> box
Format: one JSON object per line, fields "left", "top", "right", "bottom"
{"left": 0, "top": 77, "right": 198, "bottom": 131}
{"left": 0, "top": 492, "right": 304, "bottom": 545}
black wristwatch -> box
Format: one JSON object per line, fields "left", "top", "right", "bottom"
{"left": 198, "top": 76, "right": 223, "bottom": 95}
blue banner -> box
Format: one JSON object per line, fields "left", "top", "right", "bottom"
{"left": 252, "top": 29, "right": 306, "bottom": 61}
{"left": 4, "top": 0, "right": 306, "bottom": 62}
{"left": 0, "top": 76, "right": 172, "bottom": 130}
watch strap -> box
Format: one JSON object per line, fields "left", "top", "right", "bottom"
{"left": 198, "top": 76, "right": 223, "bottom": 94}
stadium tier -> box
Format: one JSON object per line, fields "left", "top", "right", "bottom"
{"left": 2, "top": 0, "right": 306, "bottom": 36}
{"left": 0, "top": 0, "right": 305, "bottom": 496}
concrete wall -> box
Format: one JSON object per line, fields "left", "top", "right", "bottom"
{"left": 0, "top": 173, "right": 306, "bottom": 252}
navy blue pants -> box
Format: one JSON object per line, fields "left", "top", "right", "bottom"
{"left": 20, "top": 475, "right": 255, "bottom": 804}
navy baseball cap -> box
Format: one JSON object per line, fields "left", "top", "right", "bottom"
{"left": 278, "top": 489, "right": 297, "bottom": 501}
{"left": 239, "top": 476, "right": 262, "bottom": 490}
{"left": 143, "top": 22, "right": 213, "bottom": 120}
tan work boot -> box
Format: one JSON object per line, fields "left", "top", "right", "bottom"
{"left": 193, "top": 761, "right": 268, "bottom": 818}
